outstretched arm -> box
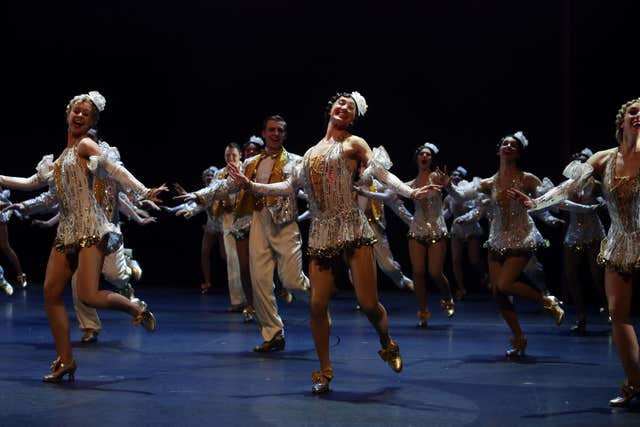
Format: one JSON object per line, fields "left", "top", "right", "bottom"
{"left": 78, "top": 138, "right": 167, "bottom": 202}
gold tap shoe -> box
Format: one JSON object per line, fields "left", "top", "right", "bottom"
{"left": 506, "top": 335, "right": 527, "bottom": 357}
{"left": 416, "top": 310, "right": 431, "bottom": 328}
{"left": 542, "top": 295, "right": 564, "bottom": 325}
{"left": 50, "top": 356, "right": 61, "bottom": 372}
{"left": 133, "top": 303, "right": 156, "bottom": 332}
{"left": 609, "top": 382, "right": 640, "bottom": 407}
{"left": 1, "top": 278, "right": 13, "bottom": 296}
{"left": 311, "top": 367, "right": 334, "bottom": 394}
{"left": 242, "top": 306, "right": 255, "bottom": 323}
{"left": 440, "top": 299, "right": 455, "bottom": 318}
{"left": 43, "top": 359, "right": 76, "bottom": 383}
{"left": 378, "top": 340, "right": 403, "bottom": 373}
{"left": 16, "top": 273, "right": 27, "bottom": 288}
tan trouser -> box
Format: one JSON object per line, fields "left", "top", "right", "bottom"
{"left": 222, "top": 212, "right": 246, "bottom": 306}
{"left": 249, "top": 209, "right": 309, "bottom": 341}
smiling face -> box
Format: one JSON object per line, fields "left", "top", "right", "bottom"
{"left": 67, "top": 101, "right": 96, "bottom": 137}
{"left": 262, "top": 120, "right": 286, "bottom": 152}
{"left": 224, "top": 146, "right": 241, "bottom": 165}
{"left": 450, "top": 170, "right": 463, "bottom": 184}
{"left": 621, "top": 101, "right": 640, "bottom": 141}
{"left": 244, "top": 142, "right": 261, "bottom": 159}
{"left": 202, "top": 169, "right": 216, "bottom": 186}
{"left": 329, "top": 96, "right": 356, "bottom": 129}
{"left": 416, "top": 148, "right": 433, "bottom": 171}
{"left": 498, "top": 137, "right": 522, "bottom": 160}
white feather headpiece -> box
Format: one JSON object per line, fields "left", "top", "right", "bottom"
{"left": 512, "top": 131, "right": 529, "bottom": 148}
{"left": 68, "top": 90, "right": 106, "bottom": 113}
{"left": 350, "top": 91, "right": 368, "bottom": 117}
{"left": 249, "top": 135, "right": 264, "bottom": 146}
{"left": 580, "top": 147, "right": 593, "bottom": 158}
{"left": 421, "top": 142, "right": 439, "bottom": 154}
{"left": 453, "top": 166, "right": 468, "bottom": 177}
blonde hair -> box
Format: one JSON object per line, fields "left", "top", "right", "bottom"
{"left": 615, "top": 98, "right": 640, "bottom": 143}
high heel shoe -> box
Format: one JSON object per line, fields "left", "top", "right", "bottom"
{"left": 16, "top": 273, "right": 27, "bottom": 289}
{"left": 542, "top": 295, "right": 564, "bottom": 325}
{"left": 610, "top": 382, "right": 640, "bottom": 407}
{"left": 378, "top": 340, "right": 403, "bottom": 373}
{"left": 506, "top": 335, "right": 527, "bottom": 357}
{"left": 570, "top": 319, "right": 586, "bottom": 334}
{"left": 416, "top": 310, "right": 431, "bottom": 328}
{"left": 200, "top": 282, "right": 212, "bottom": 294}
{"left": 50, "top": 356, "right": 61, "bottom": 372}
{"left": 43, "top": 359, "right": 76, "bottom": 383}
{"left": 133, "top": 305, "right": 156, "bottom": 332}
{"left": 440, "top": 299, "right": 455, "bottom": 318}
{"left": 0, "top": 278, "right": 13, "bottom": 296}
{"left": 311, "top": 367, "right": 334, "bottom": 394}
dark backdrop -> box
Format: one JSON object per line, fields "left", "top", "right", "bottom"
{"left": 1, "top": 1, "right": 638, "bottom": 298}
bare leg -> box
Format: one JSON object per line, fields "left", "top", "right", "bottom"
{"left": 606, "top": 270, "right": 640, "bottom": 386}
{"left": 0, "top": 224, "right": 23, "bottom": 276}
{"left": 75, "top": 246, "right": 141, "bottom": 316}
{"left": 586, "top": 243, "right": 606, "bottom": 309}
{"left": 467, "top": 237, "right": 486, "bottom": 284}
{"left": 564, "top": 246, "right": 584, "bottom": 321}
{"left": 427, "top": 240, "right": 452, "bottom": 301}
{"left": 309, "top": 259, "right": 335, "bottom": 372}
{"left": 200, "top": 231, "right": 215, "bottom": 287}
{"left": 236, "top": 237, "right": 253, "bottom": 307}
{"left": 350, "top": 246, "right": 390, "bottom": 344}
{"left": 43, "top": 248, "right": 74, "bottom": 364}
{"left": 489, "top": 255, "right": 531, "bottom": 338}
{"left": 495, "top": 255, "right": 544, "bottom": 304}
{"left": 409, "top": 239, "right": 428, "bottom": 312}
{"left": 450, "top": 238, "right": 465, "bottom": 296}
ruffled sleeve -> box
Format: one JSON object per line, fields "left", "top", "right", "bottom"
{"left": 88, "top": 154, "right": 149, "bottom": 198}
{"left": 361, "top": 146, "right": 415, "bottom": 198}
{"left": 529, "top": 161, "right": 594, "bottom": 212}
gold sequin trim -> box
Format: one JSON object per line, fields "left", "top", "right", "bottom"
{"left": 308, "top": 236, "right": 378, "bottom": 260}
{"left": 407, "top": 231, "right": 450, "bottom": 246}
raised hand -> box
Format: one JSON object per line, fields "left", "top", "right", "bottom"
{"left": 144, "top": 184, "right": 168, "bottom": 204}
{"left": 413, "top": 184, "right": 442, "bottom": 199}
{"left": 433, "top": 166, "right": 451, "bottom": 187}
{"left": 140, "top": 199, "right": 161, "bottom": 211}
{"left": 226, "top": 162, "right": 251, "bottom": 188}
{"left": 506, "top": 188, "right": 535, "bottom": 208}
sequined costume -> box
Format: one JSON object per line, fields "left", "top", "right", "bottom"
{"left": 407, "top": 174, "right": 449, "bottom": 246}
{"left": 193, "top": 148, "right": 309, "bottom": 342}
{"left": 51, "top": 145, "right": 120, "bottom": 253}
{"left": 356, "top": 179, "right": 414, "bottom": 289}
{"left": 248, "top": 144, "right": 416, "bottom": 259}
{"left": 598, "top": 150, "right": 640, "bottom": 272}
{"left": 561, "top": 184, "right": 605, "bottom": 251}
{"left": 444, "top": 193, "right": 483, "bottom": 241}
{"left": 482, "top": 173, "right": 548, "bottom": 258}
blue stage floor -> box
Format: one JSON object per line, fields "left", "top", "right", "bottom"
{"left": 0, "top": 284, "right": 637, "bottom": 426}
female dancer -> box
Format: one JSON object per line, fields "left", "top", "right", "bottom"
{"left": 0, "top": 186, "right": 27, "bottom": 288}
{"left": 407, "top": 143, "right": 455, "bottom": 327}
{"left": 558, "top": 149, "right": 607, "bottom": 333}
{"left": 22, "top": 91, "right": 164, "bottom": 381}
{"left": 470, "top": 131, "right": 564, "bottom": 357}
{"left": 443, "top": 166, "right": 486, "bottom": 300}
{"left": 513, "top": 99, "right": 640, "bottom": 406}
{"left": 228, "top": 91, "right": 433, "bottom": 393}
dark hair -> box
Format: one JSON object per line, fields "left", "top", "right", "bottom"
{"left": 243, "top": 138, "right": 264, "bottom": 151}
{"left": 225, "top": 142, "right": 242, "bottom": 153}
{"left": 262, "top": 115, "right": 287, "bottom": 132}
{"left": 496, "top": 134, "right": 525, "bottom": 156}
{"left": 325, "top": 92, "right": 359, "bottom": 126}
{"left": 413, "top": 143, "right": 437, "bottom": 163}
